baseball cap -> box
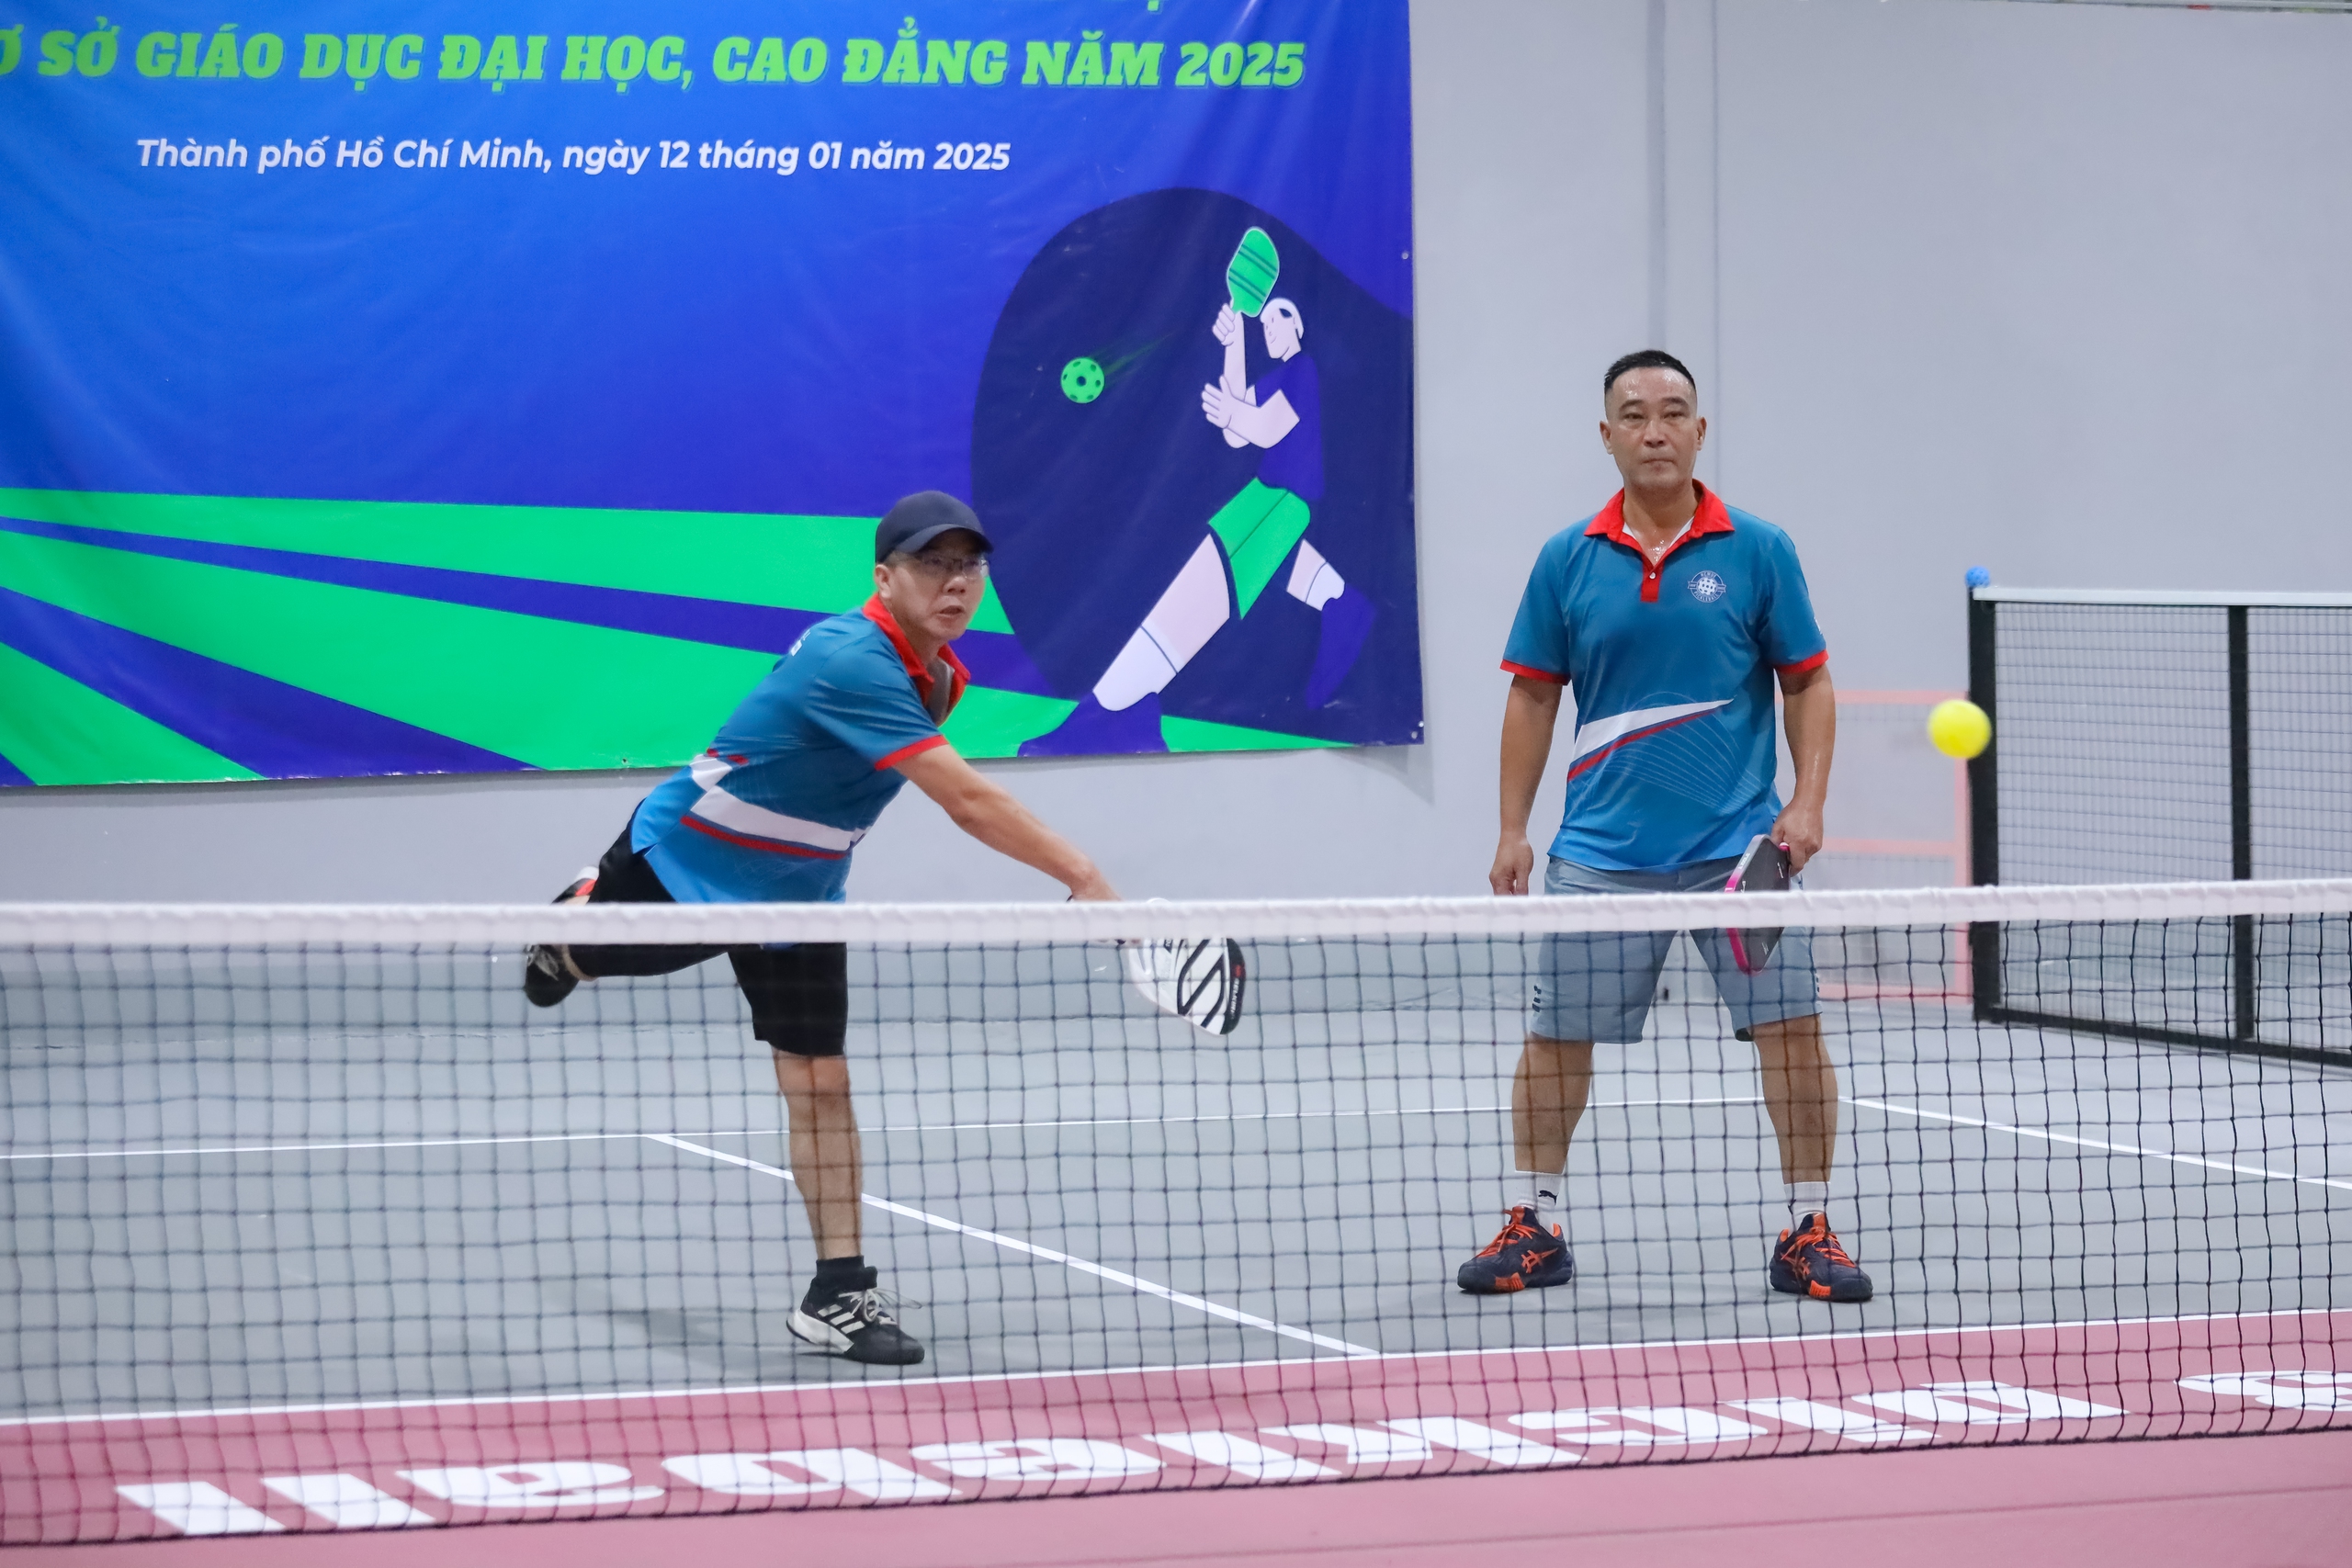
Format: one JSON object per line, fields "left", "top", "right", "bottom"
{"left": 874, "top": 491, "right": 993, "bottom": 562}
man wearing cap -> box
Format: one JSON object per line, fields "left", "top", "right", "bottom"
{"left": 522, "top": 491, "right": 1119, "bottom": 1367}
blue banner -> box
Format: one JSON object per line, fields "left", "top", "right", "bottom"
{"left": 0, "top": 1, "right": 1418, "bottom": 785}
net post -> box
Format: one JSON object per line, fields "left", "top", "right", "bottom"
{"left": 1966, "top": 588, "right": 2002, "bottom": 1017}
{"left": 2228, "top": 602, "right": 2256, "bottom": 1041}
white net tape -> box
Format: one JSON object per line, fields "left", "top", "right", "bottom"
{"left": 2, "top": 877, "right": 2349, "bottom": 947}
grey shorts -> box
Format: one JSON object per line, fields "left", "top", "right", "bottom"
{"left": 1529, "top": 856, "right": 1820, "bottom": 1044}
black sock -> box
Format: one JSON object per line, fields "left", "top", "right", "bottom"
{"left": 810, "top": 1254, "right": 867, "bottom": 1293}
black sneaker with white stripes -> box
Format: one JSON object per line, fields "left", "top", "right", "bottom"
{"left": 522, "top": 871, "right": 595, "bottom": 1009}
{"left": 788, "top": 1263, "right": 925, "bottom": 1365}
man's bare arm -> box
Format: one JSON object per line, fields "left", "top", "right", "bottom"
{"left": 1771, "top": 662, "right": 1836, "bottom": 873}
{"left": 895, "top": 744, "right": 1118, "bottom": 900}
{"left": 1492, "top": 675, "right": 1564, "bottom": 896}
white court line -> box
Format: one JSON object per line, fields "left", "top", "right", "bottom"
{"left": 0, "top": 1099, "right": 1763, "bottom": 1163}
{"left": 6, "top": 1302, "right": 2339, "bottom": 1431}
{"left": 0, "top": 1130, "right": 636, "bottom": 1162}
{"left": 1849, "top": 1097, "right": 2352, "bottom": 1193}
{"left": 886, "top": 1095, "right": 1764, "bottom": 1135}
{"left": 647, "top": 1134, "right": 1375, "bottom": 1359}
{"left": 10, "top": 1094, "right": 2343, "bottom": 1205}
{"left": 13, "top": 1095, "right": 2338, "bottom": 1194}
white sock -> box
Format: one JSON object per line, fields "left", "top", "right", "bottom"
{"left": 1513, "top": 1170, "right": 1564, "bottom": 1224}
{"left": 1092, "top": 536, "right": 1232, "bottom": 710}
{"left": 1284, "top": 539, "right": 1346, "bottom": 610}
{"left": 1785, "top": 1181, "right": 1830, "bottom": 1227}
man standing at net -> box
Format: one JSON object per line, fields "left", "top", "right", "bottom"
{"left": 1465, "top": 351, "right": 1871, "bottom": 1303}
{"left": 522, "top": 492, "right": 1120, "bottom": 1365}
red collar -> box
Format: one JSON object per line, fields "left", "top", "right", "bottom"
{"left": 1583, "top": 480, "right": 1734, "bottom": 547}
{"left": 862, "top": 595, "right": 969, "bottom": 714}
{"left": 1585, "top": 482, "right": 1733, "bottom": 603}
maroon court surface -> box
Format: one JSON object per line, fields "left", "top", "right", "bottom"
{"left": 5, "top": 1427, "right": 2346, "bottom": 1568}
{"left": 5, "top": 1307, "right": 2347, "bottom": 1562}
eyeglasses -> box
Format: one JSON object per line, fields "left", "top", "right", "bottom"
{"left": 899, "top": 552, "right": 991, "bottom": 583}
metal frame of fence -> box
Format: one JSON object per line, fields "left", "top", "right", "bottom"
{"left": 1967, "top": 585, "right": 2352, "bottom": 1068}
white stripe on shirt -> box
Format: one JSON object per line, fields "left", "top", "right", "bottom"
{"left": 1569, "top": 700, "right": 1732, "bottom": 764}
{"left": 684, "top": 754, "right": 865, "bottom": 852}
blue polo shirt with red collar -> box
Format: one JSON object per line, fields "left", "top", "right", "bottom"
{"left": 1501, "top": 483, "right": 1827, "bottom": 873}
{"left": 630, "top": 596, "right": 968, "bottom": 904}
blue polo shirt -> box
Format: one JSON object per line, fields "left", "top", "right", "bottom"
{"left": 629, "top": 597, "right": 968, "bottom": 903}
{"left": 1501, "top": 484, "right": 1827, "bottom": 873}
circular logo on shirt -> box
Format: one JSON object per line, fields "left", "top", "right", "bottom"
{"left": 1689, "top": 570, "right": 1727, "bottom": 603}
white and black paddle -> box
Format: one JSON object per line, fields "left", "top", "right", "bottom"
{"left": 1122, "top": 932, "right": 1247, "bottom": 1035}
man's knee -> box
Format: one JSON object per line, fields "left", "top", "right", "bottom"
{"left": 773, "top": 1050, "right": 853, "bottom": 1103}
{"left": 1521, "top": 1035, "right": 1595, "bottom": 1083}
{"left": 1746, "top": 1011, "right": 1825, "bottom": 1046}
{"left": 1524, "top": 1032, "right": 1594, "bottom": 1056}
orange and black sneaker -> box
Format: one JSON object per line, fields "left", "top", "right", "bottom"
{"left": 1769, "top": 1213, "right": 1874, "bottom": 1302}
{"left": 1455, "top": 1205, "right": 1574, "bottom": 1294}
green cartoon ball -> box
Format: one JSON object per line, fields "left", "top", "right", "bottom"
{"left": 1060, "top": 356, "right": 1105, "bottom": 404}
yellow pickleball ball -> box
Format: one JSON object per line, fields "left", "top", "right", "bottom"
{"left": 1928, "top": 699, "right": 1991, "bottom": 760}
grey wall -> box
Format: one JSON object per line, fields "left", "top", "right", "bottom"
{"left": 6, "top": 0, "right": 2348, "bottom": 905}
{"left": 1704, "top": 0, "right": 2352, "bottom": 692}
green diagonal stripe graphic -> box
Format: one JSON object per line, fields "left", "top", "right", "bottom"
{"left": 940, "top": 691, "right": 1343, "bottom": 758}
{"left": 0, "top": 488, "right": 1016, "bottom": 634}
{"left": 0, "top": 641, "right": 258, "bottom": 785}
{"left": 0, "top": 492, "right": 1357, "bottom": 778}
{"left": 0, "top": 531, "right": 776, "bottom": 771}
{"left": 943, "top": 688, "right": 1077, "bottom": 757}
{"left": 1163, "top": 716, "right": 1346, "bottom": 752}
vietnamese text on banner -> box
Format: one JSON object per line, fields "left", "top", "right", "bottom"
{"left": 0, "top": 1, "right": 1417, "bottom": 784}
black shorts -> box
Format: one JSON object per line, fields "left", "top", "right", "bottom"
{"left": 564, "top": 823, "right": 850, "bottom": 1059}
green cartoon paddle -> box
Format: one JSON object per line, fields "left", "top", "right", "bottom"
{"left": 1226, "top": 227, "right": 1281, "bottom": 316}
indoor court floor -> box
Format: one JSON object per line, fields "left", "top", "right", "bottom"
{"left": 3, "top": 951, "right": 2346, "bottom": 1545}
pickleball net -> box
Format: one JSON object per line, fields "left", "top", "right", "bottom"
{"left": 1, "top": 881, "right": 2347, "bottom": 1541}
{"left": 1968, "top": 588, "right": 2352, "bottom": 1058}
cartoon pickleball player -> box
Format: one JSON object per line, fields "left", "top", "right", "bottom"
{"left": 1019, "top": 228, "right": 1378, "bottom": 755}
